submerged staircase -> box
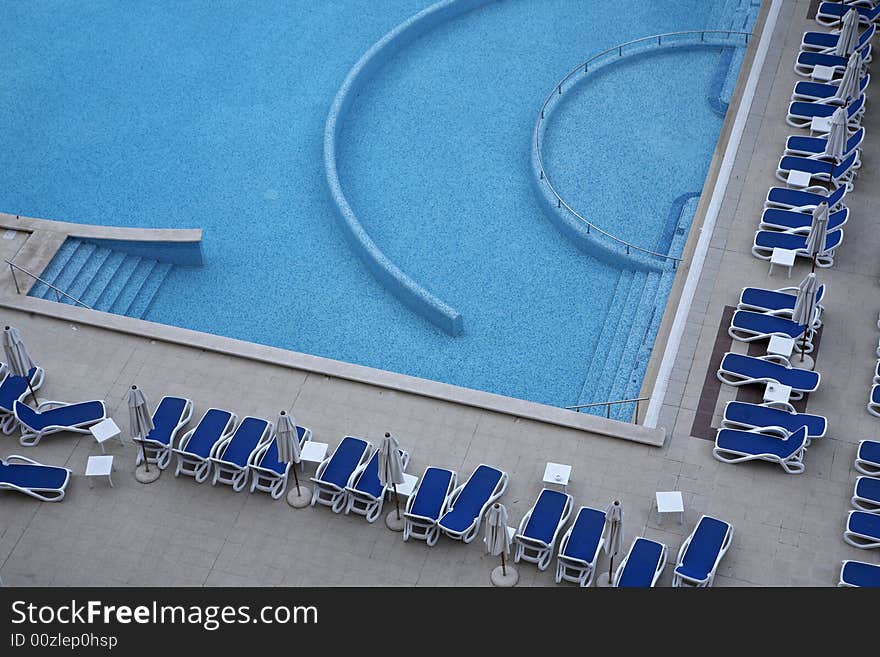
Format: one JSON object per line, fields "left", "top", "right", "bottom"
{"left": 28, "top": 238, "right": 173, "bottom": 319}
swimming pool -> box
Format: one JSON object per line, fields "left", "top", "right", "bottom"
{"left": 1, "top": 0, "right": 758, "bottom": 416}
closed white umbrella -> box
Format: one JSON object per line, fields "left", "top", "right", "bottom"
{"left": 602, "top": 500, "right": 624, "bottom": 585}
{"left": 791, "top": 273, "right": 819, "bottom": 363}
{"left": 834, "top": 8, "right": 859, "bottom": 57}
{"left": 485, "top": 502, "right": 517, "bottom": 586}
{"left": 833, "top": 51, "right": 862, "bottom": 104}
{"left": 128, "top": 385, "right": 155, "bottom": 480}
{"left": 378, "top": 432, "right": 406, "bottom": 529}
{"left": 276, "top": 410, "right": 309, "bottom": 508}
{"left": 805, "top": 202, "right": 830, "bottom": 274}
{"left": 823, "top": 106, "right": 848, "bottom": 162}
{"left": 2, "top": 326, "right": 37, "bottom": 406}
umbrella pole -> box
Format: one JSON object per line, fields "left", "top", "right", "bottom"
{"left": 26, "top": 381, "right": 38, "bottom": 408}
{"left": 609, "top": 555, "right": 614, "bottom": 579}
{"left": 140, "top": 438, "right": 150, "bottom": 473}
{"left": 291, "top": 460, "right": 301, "bottom": 496}
{"left": 500, "top": 548, "right": 507, "bottom": 577}
{"left": 393, "top": 483, "right": 401, "bottom": 520}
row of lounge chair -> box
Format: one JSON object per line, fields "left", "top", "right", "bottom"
{"left": 840, "top": 439, "right": 880, "bottom": 586}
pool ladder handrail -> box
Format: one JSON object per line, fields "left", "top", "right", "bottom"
{"left": 566, "top": 396, "right": 650, "bottom": 424}
{"left": 5, "top": 259, "right": 93, "bottom": 310}
{"left": 534, "top": 29, "right": 754, "bottom": 270}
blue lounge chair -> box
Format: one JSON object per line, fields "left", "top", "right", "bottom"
{"left": 801, "top": 22, "right": 875, "bottom": 56}
{"left": 722, "top": 400, "right": 826, "bottom": 445}
{"left": 248, "top": 424, "right": 312, "bottom": 499}
{"left": 14, "top": 399, "right": 107, "bottom": 447}
{"left": 403, "top": 466, "right": 457, "bottom": 546}
{"left": 672, "top": 515, "right": 733, "bottom": 587}
{"left": 0, "top": 454, "right": 71, "bottom": 502}
{"left": 794, "top": 49, "right": 871, "bottom": 77}
{"left": 784, "top": 127, "right": 864, "bottom": 161}
{"left": 209, "top": 416, "right": 273, "bottom": 491}
{"left": 717, "top": 352, "right": 820, "bottom": 398}
{"left": 764, "top": 183, "right": 846, "bottom": 212}
{"left": 513, "top": 488, "right": 573, "bottom": 571}
{"left": 775, "top": 149, "right": 859, "bottom": 190}
{"left": 785, "top": 94, "right": 865, "bottom": 129}
{"left": 0, "top": 366, "right": 44, "bottom": 435}
{"left": 839, "top": 560, "right": 880, "bottom": 587}
{"left": 852, "top": 476, "right": 880, "bottom": 513}
{"left": 555, "top": 505, "right": 607, "bottom": 587}
{"left": 791, "top": 74, "right": 870, "bottom": 104}
{"left": 738, "top": 283, "right": 826, "bottom": 320}
{"left": 854, "top": 439, "right": 880, "bottom": 476}
{"left": 752, "top": 228, "right": 843, "bottom": 267}
{"left": 728, "top": 310, "right": 811, "bottom": 350}
{"left": 817, "top": 2, "right": 880, "bottom": 27}
{"left": 760, "top": 207, "right": 847, "bottom": 235}
{"left": 343, "top": 446, "right": 411, "bottom": 522}
{"left": 844, "top": 510, "right": 880, "bottom": 548}
{"left": 713, "top": 426, "right": 808, "bottom": 474}
{"left": 613, "top": 537, "right": 667, "bottom": 587}
{"left": 133, "top": 396, "right": 193, "bottom": 470}
{"left": 868, "top": 384, "right": 880, "bottom": 417}
{"left": 437, "top": 464, "right": 509, "bottom": 543}
{"left": 874, "top": 359, "right": 880, "bottom": 384}
{"left": 310, "top": 436, "right": 371, "bottom": 511}
{"left": 173, "top": 408, "right": 238, "bottom": 482}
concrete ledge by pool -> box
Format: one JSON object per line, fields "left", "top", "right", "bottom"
{"left": 324, "top": 0, "right": 499, "bottom": 337}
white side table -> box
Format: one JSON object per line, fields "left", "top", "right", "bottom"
{"left": 655, "top": 491, "right": 683, "bottom": 525}
{"left": 767, "top": 335, "right": 795, "bottom": 358}
{"left": 542, "top": 462, "right": 572, "bottom": 493}
{"left": 394, "top": 473, "right": 419, "bottom": 499}
{"left": 299, "top": 441, "right": 328, "bottom": 471}
{"left": 763, "top": 382, "right": 793, "bottom": 404}
{"left": 787, "top": 168, "right": 813, "bottom": 188}
{"left": 810, "top": 64, "right": 837, "bottom": 82}
{"left": 769, "top": 248, "right": 796, "bottom": 278}
{"left": 86, "top": 455, "right": 114, "bottom": 488}
{"left": 89, "top": 418, "right": 122, "bottom": 454}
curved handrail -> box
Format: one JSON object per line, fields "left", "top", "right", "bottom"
{"left": 534, "top": 30, "right": 752, "bottom": 267}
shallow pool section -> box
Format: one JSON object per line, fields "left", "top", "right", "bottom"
{"left": 4, "top": 0, "right": 756, "bottom": 412}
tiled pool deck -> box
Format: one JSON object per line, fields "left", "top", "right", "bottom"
{"left": 0, "top": 0, "right": 874, "bottom": 586}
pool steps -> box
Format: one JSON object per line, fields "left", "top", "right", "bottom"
{"left": 28, "top": 237, "right": 173, "bottom": 319}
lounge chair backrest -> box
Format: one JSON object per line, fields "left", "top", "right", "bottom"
{"left": 561, "top": 507, "right": 606, "bottom": 561}
{"left": 676, "top": 517, "right": 730, "bottom": 581}
{"left": 352, "top": 449, "right": 382, "bottom": 496}
{"left": 321, "top": 436, "right": 368, "bottom": 487}
{"left": 409, "top": 467, "right": 454, "bottom": 520}
{"left": 14, "top": 400, "right": 104, "bottom": 431}
{"left": 219, "top": 417, "right": 269, "bottom": 466}
{"left": 618, "top": 538, "right": 664, "bottom": 587}
{"left": 0, "top": 368, "right": 36, "bottom": 411}
{"left": 257, "top": 439, "right": 286, "bottom": 474}
{"left": 450, "top": 465, "right": 503, "bottom": 518}
{"left": 146, "top": 396, "right": 189, "bottom": 446}
{"left": 185, "top": 409, "right": 234, "bottom": 457}
{"left": 522, "top": 489, "right": 570, "bottom": 544}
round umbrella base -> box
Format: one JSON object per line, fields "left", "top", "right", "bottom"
{"left": 385, "top": 511, "right": 405, "bottom": 531}
{"left": 135, "top": 464, "right": 161, "bottom": 484}
{"left": 596, "top": 572, "right": 613, "bottom": 588}
{"left": 490, "top": 565, "right": 518, "bottom": 587}
{"left": 286, "top": 487, "right": 311, "bottom": 508}
{"left": 792, "top": 353, "right": 815, "bottom": 370}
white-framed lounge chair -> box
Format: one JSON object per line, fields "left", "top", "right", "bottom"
{"left": 248, "top": 424, "right": 311, "bottom": 499}
{"left": 343, "top": 446, "right": 411, "bottom": 522}
{"left": 722, "top": 400, "right": 826, "bottom": 446}
{"left": 209, "top": 416, "right": 273, "bottom": 491}
{"left": 713, "top": 426, "right": 808, "bottom": 475}
{"left": 852, "top": 476, "right": 880, "bottom": 513}
{"left": 874, "top": 359, "right": 880, "bottom": 384}
{"left": 13, "top": 399, "right": 107, "bottom": 447}
{"left": 794, "top": 50, "right": 872, "bottom": 77}
{"left": 403, "top": 466, "right": 457, "bottom": 546}
{"left": 854, "top": 439, "right": 880, "bottom": 475}
{"left": 775, "top": 149, "right": 859, "bottom": 190}
{"left": 738, "top": 283, "right": 826, "bottom": 322}
{"left": 0, "top": 454, "right": 71, "bottom": 502}
{"left": 801, "top": 22, "right": 875, "bottom": 56}
{"left": 513, "top": 488, "right": 573, "bottom": 571}
{"left": 437, "top": 463, "right": 509, "bottom": 543}
{"left": 555, "top": 505, "right": 607, "bottom": 587}
{"left": 838, "top": 560, "right": 880, "bottom": 587}
{"left": 752, "top": 228, "right": 843, "bottom": 268}
{"left": 728, "top": 310, "right": 812, "bottom": 351}
{"left": 866, "top": 384, "right": 880, "bottom": 417}
{"left": 760, "top": 207, "right": 847, "bottom": 236}
{"left": 791, "top": 74, "right": 870, "bottom": 103}
{"left": 612, "top": 537, "right": 667, "bottom": 588}
{"left": 784, "top": 128, "right": 864, "bottom": 162}
{"left": 310, "top": 436, "right": 371, "bottom": 511}
{"left": 133, "top": 395, "right": 193, "bottom": 470}
{"left": 817, "top": 2, "right": 880, "bottom": 27}
{"left": 0, "top": 366, "right": 44, "bottom": 435}
{"left": 671, "top": 515, "right": 733, "bottom": 587}
{"left": 844, "top": 510, "right": 880, "bottom": 548}
{"left": 173, "top": 408, "right": 238, "bottom": 482}
{"left": 717, "top": 352, "right": 820, "bottom": 399}
{"left": 764, "top": 183, "right": 847, "bottom": 212}
{"left": 785, "top": 94, "right": 865, "bottom": 129}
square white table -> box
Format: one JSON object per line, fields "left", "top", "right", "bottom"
{"left": 298, "top": 441, "right": 328, "bottom": 470}
{"left": 767, "top": 335, "right": 795, "bottom": 358}
{"left": 786, "top": 168, "right": 813, "bottom": 188}
{"left": 542, "top": 462, "right": 572, "bottom": 492}
{"left": 769, "top": 247, "right": 796, "bottom": 278}
{"left": 810, "top": 64, "right": 837, "bottom": 82}
{"left": 763, "top": 381, "right": 793, "bottom": 404}
{"left": 655, "top": 491, "right": 683, "bottom": 525}
{"left": 89, "top": 417, "right": 122, "bottom": 454}
{"left": 810, "top": 115, "right": 832, "bottom": 134}
{"left": 86, "top": 455, "right": 114, "bottom": 488}
{"left": 394, "top": 473, "right": 419, "bottom": 498}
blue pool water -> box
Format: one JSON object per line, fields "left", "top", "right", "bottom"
{"left": 0, "top": 0, "right": 757, "bottom": 413}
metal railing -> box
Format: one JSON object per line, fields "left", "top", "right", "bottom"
{"left": 534, "top": 30, "right": 752, "bottom": 269}
{"left": 566, "top": 397, "right": 650, "bottom": 423}
{"left": 5, "top": 259, "right": 92, "bottom": 309}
